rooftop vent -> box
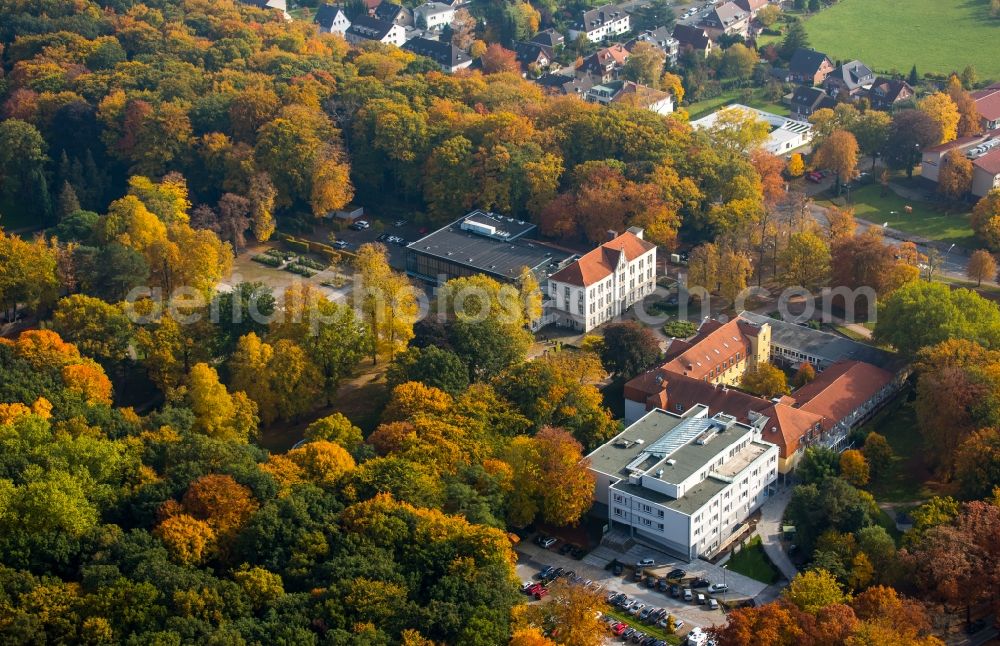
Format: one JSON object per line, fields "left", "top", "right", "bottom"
{"left": 666, "top": 459, "right": 676, "bottom": 466}
{"left": 656, "top": 469, "right": 664, "bottom": 478}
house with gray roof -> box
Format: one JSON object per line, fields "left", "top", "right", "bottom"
{"left": 568, "top": 3, "right": 631, "bottom": 43}
{"left": 314, "top": 4, "right": 351, "bottom": 36}
{"left": 413, "top": 2, "right": 455, "bottom": 30}
{"left": 344, "top": 15, "right": 406, "bottom": 46}
{"left": 787, "top": 48, "right": 834, "bottom": 86}
{"left": 402, "top": 37, "right": 472, "bottom": 72}
{"left": 824, "top": 60, "right": 875, "bottom": 98}
{"left": 699, "top": 1, "right": 749, "bottom": 38}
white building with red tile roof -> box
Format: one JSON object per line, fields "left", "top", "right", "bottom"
{"left": 547, "top": 227, "right": 657, "bottom": 332}
{"left": 972, "top": 83, "right": 1000, "bottom": 132}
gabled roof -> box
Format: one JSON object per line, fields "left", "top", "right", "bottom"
{"left": 788, "top": 48, "right": 831, "bottom": 77}
{"left": 626, "top": 27, "right": 677, "bottom": 54}
{"left": 709, "top": 2, "right": 748, "bottom": 27}
{"left": 791, "top": 360, "right": 894, "bottom": 431}
{"left": 613, "top": 80, "right": 672, "bottom": 108}
{"left": 972, "top": 85, "right": 1000, "bottom": 122}
{"left": 827, "top": 60, "right": 874, "bottom": 89}
{"left": 415, "top": 2, "right": 453, "bottom": 16}
{"left": 578, "top": 3, "right": 629, "bottom": 31}
{"left": 672, "top": 24, "right": 712, "bottom": 50}
{"left": 402, "top": 37, "right": 471, "bottom": 69}
{"left": 734, "top": 0, "right": 767, "bottom": 12}
{"left": 537, "top": 72, "right": 595, "bottom": 95}
{"left": 549, "top": 231, "right": 654, "bottom": 287}
{"left": 867, "top": 77, "right": 912, "bottom": 103}
{"left": 373, "top": 1, "right": 411, "bottom": 23}
{"left": 596, "top": 43, "right": 631, "bottom": 66}
{"left": 514, "top": 41, "right": 553, "bottom": 65}
{"left": 531, "top": 28, "right": 565, "bottom": 48}
{"left": 973, "top": 147, "right": 1000, "bottom": 176}
{"left": 314, "top": 3, "right": 345, "bottom": 27}
{"left": 790, "top": 86, "right": 835, "bottom": 110}
{"left": 758, "top": 402, "right": 824, "bottom": 459}
{"left": 347, "top": 15, "right": 397, "bottom": 40}
{"left": 659, "top": 318, "right": 759, "bottom": 381}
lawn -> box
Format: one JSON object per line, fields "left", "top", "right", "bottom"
{"left": 803, "top": 0, "right": 1000, "bottom": 79}
{"left": 859, "top": 396, "right": 952, "bottom": 503}
{"left": 826, "top": 183, "right": 975, "bottom": 247}
{"left": 685, "top": 88, "right": 790, "bottom": 120}
{"left": 724, "top": 536, "right": 780, "bottom": 584}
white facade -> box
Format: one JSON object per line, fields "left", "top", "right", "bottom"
{"left": 319, "top": 9, "right": 351, "bottom": 36}
{"left": 547, "top": 229, "right": 656, "bottom": 332}
{"left": 568, "top": 5, "right": 631, "bottom": 43}
{"left": 589, "top": 406, "right": 779, "bottom": 560}
{"left": 345, "top": 21, "right": 407, "bottom": 47}
{"left": 690, "top": 104, "right": 813, "bottom": 155}
{"left": 414, "top": 2, "right": 456, "bottom": 30}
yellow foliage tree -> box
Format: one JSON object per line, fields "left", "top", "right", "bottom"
{"left": 287, "top": 440, "right": 356, "bottom": 486}
{"left": 839, "top": 449, "right": 870, "bottom": 486}
{"left": 787, "top": 153, "right": 805, "bottom": 177}
{"left": 184, "top": 363, "right": 259, "bottom": 442}
{"left": 918, "top": 92, "right": 961, "bottom": 144}
{"left": 61, "top": 360, "right": 113, "bottom": 405}
{"left": 155, "top": 513, "right": 216, "bottom": 565}
{"left": 356, "top": 243, "right": 418, "bottom": 363}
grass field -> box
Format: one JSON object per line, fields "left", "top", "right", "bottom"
{"left": 685, "top": 88, "right": 789, "bottom": 120}
{"left": 724, "top": 536, "right": 780, "bottom": 584}
{"left": 803, "top": 0, "right": 1000, "bottom": 79}
{"left": 826, "top": 184, "right": 976, "bottom": 246}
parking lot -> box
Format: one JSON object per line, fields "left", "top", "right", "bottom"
{"left": 516, "top": 539, "right": 750, "bottom": 636}
{"left": 325, "top": 217, "right": 427, "bottom": 272}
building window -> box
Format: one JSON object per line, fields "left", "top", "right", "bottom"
{"left": 613, "top": 494, "right": 623, "bottom": 503}
{"left": 614, "top": 507, "right": 625, "bottom": 517}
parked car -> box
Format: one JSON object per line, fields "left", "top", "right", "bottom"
{"left": 331, "top": 240, "right": 350, "bottom": 250}
{"left": 631, "top": 631, "right": 645, "bottom": 643}
{"left": 645, "top": 575, "right": 657, "bottom": 588}
{"left": 690, "top": 577, "right": 710, "bottom": 588}
{"left": 708, "top": 583, "right": 729, "bottom": 594}
{"left": 667, "top": 568, "right": 686, "bottom": 580}
{"left": 559, "top": 543, "right": 574, "bottom": 555}
{"left": 540, "top": 537, "right": 556, "bottom": 548}
{"left": 528, "top": 583, "right": 544, "bottom": 596}
{"left": 538, "top": 566, "right": 554, "bottom": 578}
{"left": 670, "top": 584, "right": 681, "bottom": 597}
{"left": 636, "top": 558, "right": 655, "bottom": 569}
{"left": 633, "top": 568, "right": 644, "bottom": 581}
{"left": 534, "top": 586, "right": 548, "bottom": 599}
{"left": 630, "top": 603, "right": 645, "bottom": 617}
{"left": 521, "top": 581, "right": 534, "bottom": 592}
{"left": 639, "top": 607, "right": 653, "bottom": 621}
{"left": 805, "top": 171, "right": 823, "bottom": 183}
{"left": 393, "top": 219, "right": 407, "bottom": 227}
{"left": 349, "top": 220, "right": 370, "bottom": 230}
{"left": 697, "top": 593, "right": 706, "bottom": 605}
{"left": 657, "top": 578, "right": 669, "bottom": 592}
{"left": 612, "top": 622, "right": 628, "bottom": 636}
{"left": 709, "top": 598, "right": 720, "bottom": 610}
{"left": 562, "top": 570, "right": 576, "bottom": 580}
{"left": 683, "top": 588, "right": 693, "bottom": 602}
{"left": 571, "top": 546, "right": 588, "bottom": 560}
{"left": 621, "top": 598, "right": 636, "bottom": 610}
{"left": 613, "top": 562, "right": 624, "bottom": 576}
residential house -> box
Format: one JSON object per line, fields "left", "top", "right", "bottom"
{"left": 314, "top": 4, "right": 351, "bottom": 36}
{"left": 972, "top": 83, "right": 1000, "bottom": 131}
{"left": 531, "top": 28, "right": 566, "bottom": 49}
{"left": 547, "top": 228, "right": 657, "bottom": 332}
{"left": 413, "top": 2, "right": 455, "bottom": 30}
{"left": 789, "top": 86, "right": 836, "bottom": 118}
{"left": 514, "top": 41, "right": 555, "bottom": 73}
{"left": 866, "top": 77, "right": 914, "bottom": 111}
{"left": 919, "top": 130, "right": 1000, "bottom": 184}
{"left": 734, "top": 0, "right": 768, "bottom": 18}
{"left": 372, "top": 1, "right": 413, "bottom": 26}
{"left": 972, "top": 147, "right": 1000, "bottom": 198}
{"left": 536, "top": 71, "right": 596, "bottom": 97}
{"left": 402, "top": 37, "right": 472, "bottom": 72}
{"left": 588, "top": 405, "right": 779, "bottom": 560}
{"left": 787, "top": 48, "right": 834, "bottom": 86}
{"left": 671, "top": 24, "right": 713, "bottom": 58}
{"left": 581, "top": 44, "right": 631, "bottom": 83}
{"left": 344, "top": 15, "right": 406, "bottom": 46}
{"left": 824, "top": 60, "right": 875, "bottom": 98}
{"left": 586, "top": 80, "right": 675, "bottom": 115}
{"left": 627, "top": 27, "right": 680, "bottom": 66}
{"left": 568, "top": 4, "right": 631, "bottom": 43}
{"left": 699, "top": 1, "right": 750, "bottom": 38}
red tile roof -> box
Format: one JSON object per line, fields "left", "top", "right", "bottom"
{"left": 791, "top": 360, "right": 894, "bottom": 431}
{"left": 972, "top": 86, "right": 1000, "bottom": 121}
{"left": 758, "top": 403, "right": 824, "bottom": 459}
{"left": 973, "top": 147, "right": 1000, "bottom": 175}
{"left": 624, "top": 369, "right": 772, "bottom": 421}
{"left": 659, "top": 318, "right": 759, "bottom": 381}
{"left": 549, "top": 231, "right": 655, "bottom": 287}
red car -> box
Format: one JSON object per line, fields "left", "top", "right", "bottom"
{"left": 527, "top": 583, "right": 544, "bottom": 596}
{"left": 805, "top": 171, "right": 823, "bottom": 183}
{"left": 612, "top": 622, "right": 628, "bottom": 636}
{"left": 534, "top": 586, "right": 549, "bottom": 599}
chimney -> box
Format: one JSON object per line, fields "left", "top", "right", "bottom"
{"left": 606, "top": 230, "right": 619, "bottom": 241}
{"left": 626, "top": 226, "right": 644, "bottom": 239}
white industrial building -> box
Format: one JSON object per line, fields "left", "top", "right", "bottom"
{"left": 588, "top": 405, "right": 778, "bottom": 560}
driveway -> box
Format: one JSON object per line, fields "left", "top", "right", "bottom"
{"left": 754, "top": 485, "right": 798, "bottom": 582}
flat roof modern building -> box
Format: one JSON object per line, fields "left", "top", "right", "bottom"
{"left": 405, "top": 210, "right": 576, "bottom": 287}
{"left": 588, "top": 404, "right": 778, "bottom": 560}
